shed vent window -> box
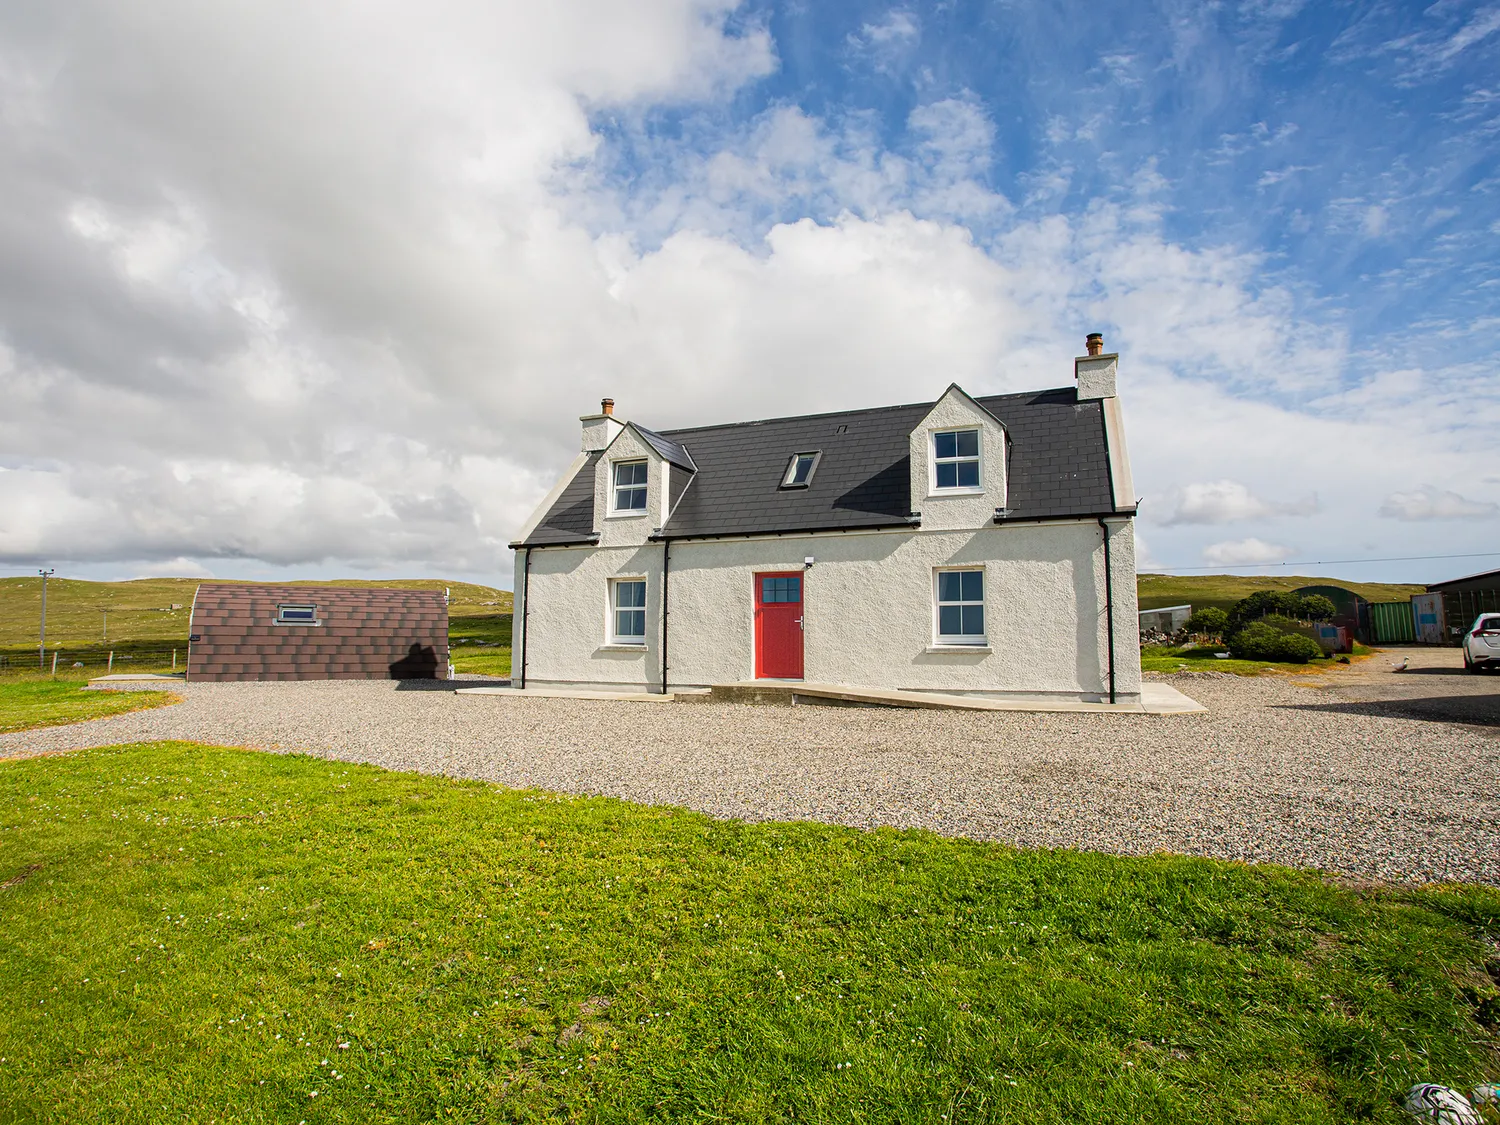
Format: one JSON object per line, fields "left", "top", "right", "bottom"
{"left": 935, "top": 570, "right": 985, "bottom": 644}
{"left": 276, "top": 604, "right": 318, "bottom": 624}
{"left": 613, "top": 460, "right": 648, "bottom": 512}
{"left": 611, "top": 579, "right": 647, "bottom": 643}
{"left": 933, "top": 429, "right": 980, "bottom": 489}
{"left": 780, "top": 451, "right": 821, "bottom": 489}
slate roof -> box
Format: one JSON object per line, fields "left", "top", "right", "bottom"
{"left": 632, "top": 424, "right": 697, "bottom": 472}
{"left": 517, "top": 386, "right": 1123, "bottom": 547}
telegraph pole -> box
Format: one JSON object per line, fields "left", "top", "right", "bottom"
{"left": 38, "top": 568, "right": 54, "bottom": 670}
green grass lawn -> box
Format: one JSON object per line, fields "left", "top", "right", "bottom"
{"left": 450, "top": 614, "right": 513, "bottom": 678}
{"left": 1, "top": 743, "right": 1496, "bottom": 1123}
{"left": 0, "top": 677, "right": 180, "bottom": 734}
{"left": 1141, "top": 644, "right": 1377, "bottom": 677}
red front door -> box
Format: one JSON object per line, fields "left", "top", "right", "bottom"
{"left": 754, "top": 572, "right": 804, "bottom": 679}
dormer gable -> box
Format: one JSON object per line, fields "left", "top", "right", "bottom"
{"left": 592, "top": 422, "right": 695, "bottom": 546}
{"left": 908, "top": 384, "right": 1009, "bottom": 532}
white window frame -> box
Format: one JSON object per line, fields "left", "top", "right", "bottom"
{"left": 609, "top": 577, "right": 648, "bottom": 645}
{"left": 931, "top": 428, "right": 981, "bottom": 492}
{"left": 780, "top": 451, "right": 821, "bottom": 489}
{"left": 933, "top": 568, "right": 986, "bottom": 645}
{"left": 275, "top": 603, "right": 320, "bottom": 626}
{"left": 611, "top": 459, "right": 648, "bottom": 515}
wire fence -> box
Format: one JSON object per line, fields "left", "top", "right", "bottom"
{"left": 0, "top": 648, "right": 185, "bottom": 676}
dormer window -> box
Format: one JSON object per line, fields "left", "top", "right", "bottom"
{"left": 780, "top": 451, "right": 821, "bottom": 489}
{"left": 933, "top": 429, "right": 980, "bottom": 490}
{"left": 612, "top": 460, "right": 648, "bottom": 512}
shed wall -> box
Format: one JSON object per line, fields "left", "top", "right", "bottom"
{"left": 188, "top": 585, "right": 448, "bottom": 681}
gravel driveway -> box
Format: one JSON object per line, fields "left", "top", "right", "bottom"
{"left": 4, "top": 649, "right": 1497, "bottom": 886}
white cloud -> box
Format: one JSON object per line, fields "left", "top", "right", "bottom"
{"left": 134, "top": 557, "right": 215, "bottom": 579}
{"left": 1133, "top": 528, "right": 1162, "bottom": 571}
{"left": 848, "top": 9, "right": 921, "bottom": 74}
{"left": 1379, "top": 486, "right": 1499, "bottom": 520}
{"left": 0, "top": 1, "right": 1496, "bottom": 587}
{"left": 1201, "top": 538, "right": 1295, "bottom": 566}
{"left": 858, "top": 9, "right": 920, "bottom": 46}
{"left": 1156, "top": 480, "right": 1317, "bottom": 525}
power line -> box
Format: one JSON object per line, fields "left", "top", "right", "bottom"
{"left": 1153, "top": 550, "right": 1500, "bottom": 574}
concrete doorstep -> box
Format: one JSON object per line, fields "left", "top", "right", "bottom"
{"left": 457, "top": 680, "right": 1205, "bottom": 714}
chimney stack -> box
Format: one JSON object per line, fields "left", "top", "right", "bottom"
{"left": 1075, "top": 333, "right": 1118, "bottom": 399}
{"left": 580, "top": 398, "right": 625, "bottom": 451}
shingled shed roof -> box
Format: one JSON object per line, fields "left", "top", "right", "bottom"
{"left": 517, "top": 385, "right": 1121, "bottom": 547}
{"left": 187, "top": 584, "right": 448, "bottom": 681}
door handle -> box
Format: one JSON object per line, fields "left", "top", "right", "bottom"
{"left": 794, "top": 616, "right": 803, "bottom": 627}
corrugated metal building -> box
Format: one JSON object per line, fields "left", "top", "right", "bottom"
{"left": 187, "top": 585, "right": 449, "bottom": 681}
{"left": 1427, "top": 568, "right": 1500, "bottom": 644}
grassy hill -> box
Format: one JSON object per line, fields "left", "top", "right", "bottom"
{"left": 1137, "top": 573, "right": 1426, "bottom": 614}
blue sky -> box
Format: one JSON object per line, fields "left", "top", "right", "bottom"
{"left": 0, "top": 0, "right": 1496, "bottom": 584}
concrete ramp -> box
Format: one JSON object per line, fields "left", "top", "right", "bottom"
{"left": 704, "top": 681, "right": 1204, "bottom": 715}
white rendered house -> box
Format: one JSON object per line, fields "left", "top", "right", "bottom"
{"left": 510, "top": 336, "right": 1142, "bottom": 704}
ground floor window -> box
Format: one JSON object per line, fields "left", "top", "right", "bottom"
{"left": 611, "top": 578, "right": 647, "bottom": 643}
{"left": 935, "top": 568, "right": 985, "bottom": 644}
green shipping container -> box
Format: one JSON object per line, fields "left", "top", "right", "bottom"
{"left": 1369, "top": 600, "right": 1416, "bottom": 644}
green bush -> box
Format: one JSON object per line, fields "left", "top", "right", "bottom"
{"left": 1272, "top": 633, "right": 1324, "bottom": 663}
{"left": 1228, "top": 622, "right": 1323, "bottom": 664}
{"left": 1299, "top": 594, "right": 1337, "bottom": 622}
{"left": 1185, "top": 606, "right": 1229, "bottom": 637}
{"left": 1227, "top": 591, "right": 1339, "bottom": 633}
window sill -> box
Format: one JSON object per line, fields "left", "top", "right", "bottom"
{"left": 926, "top": 643, "right": 990, "bottom": 654}
{"left": 272, "top": 620, "right": 323, "bottom": 627}
{"left": 605, "top": 511, "right": 649, "bottom": 520}
{"left": 926, "top": 488, "right": 985, "bottom": 498}
{"left": 598, "top": 643, "right": 648, "bottom": 652}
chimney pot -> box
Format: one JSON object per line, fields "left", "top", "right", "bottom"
{"left": 1085, "top": 333, "right": 1104, "bottom": 357}
{"left": 601, "top": 398, "right": 614, "bottom": 416}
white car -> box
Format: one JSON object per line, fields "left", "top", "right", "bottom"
{"left": 1462, "top": 613, "right": 1500, "bottom": 673}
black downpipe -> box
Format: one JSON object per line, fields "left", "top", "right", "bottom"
{"left": 1097, "top": 517, "right": 1116, "bottom": 704}
{"left": 660, "top": 538, "right": 671, "bottom": 694}
{"left": 518, "top": 547, "right": 531, "bottom": 690}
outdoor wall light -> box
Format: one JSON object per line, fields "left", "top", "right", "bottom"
{"left": 804, "top": 556, "right": 815, "bottom": 568}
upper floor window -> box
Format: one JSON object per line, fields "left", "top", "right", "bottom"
{"left": 935, "top": 569, "right": 985, "bottom": 644}
{"left": 276, "top": 604, "right": 318, "bottom": 625}
{"left": 933, "top": 429, "right": 980, "bottom": 490}
{"left": 780, "top": 451, "right": 821, "bottom": 489}
{"left": 612, "top": 460, "right": 648, "bottom": 512}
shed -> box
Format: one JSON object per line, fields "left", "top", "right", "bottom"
{"left": 1426, "top": 568, "right": 1500, "bottom": 643}
{"left": 187, "top": 585, "right": 449, "bottom": 681}
{"left": 1139, "top": 605, "right": 1191, "bottom": 634}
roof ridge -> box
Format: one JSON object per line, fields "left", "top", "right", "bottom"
{"left": 656, "top": 384, "right": 1074, "bottom": 437}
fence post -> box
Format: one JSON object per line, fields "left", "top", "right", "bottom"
{"left": 173, "top": 649, "right": 177, "bottom": 670}
{"left": 51, "top": 651, "right": 58, "bottom": 676}
{"left": 108, "top": 651, "right": 114, "bottom": 674}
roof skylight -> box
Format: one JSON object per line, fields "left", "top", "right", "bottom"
{"left": 780, "top": 451, "right": 821, "bottom": 489}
